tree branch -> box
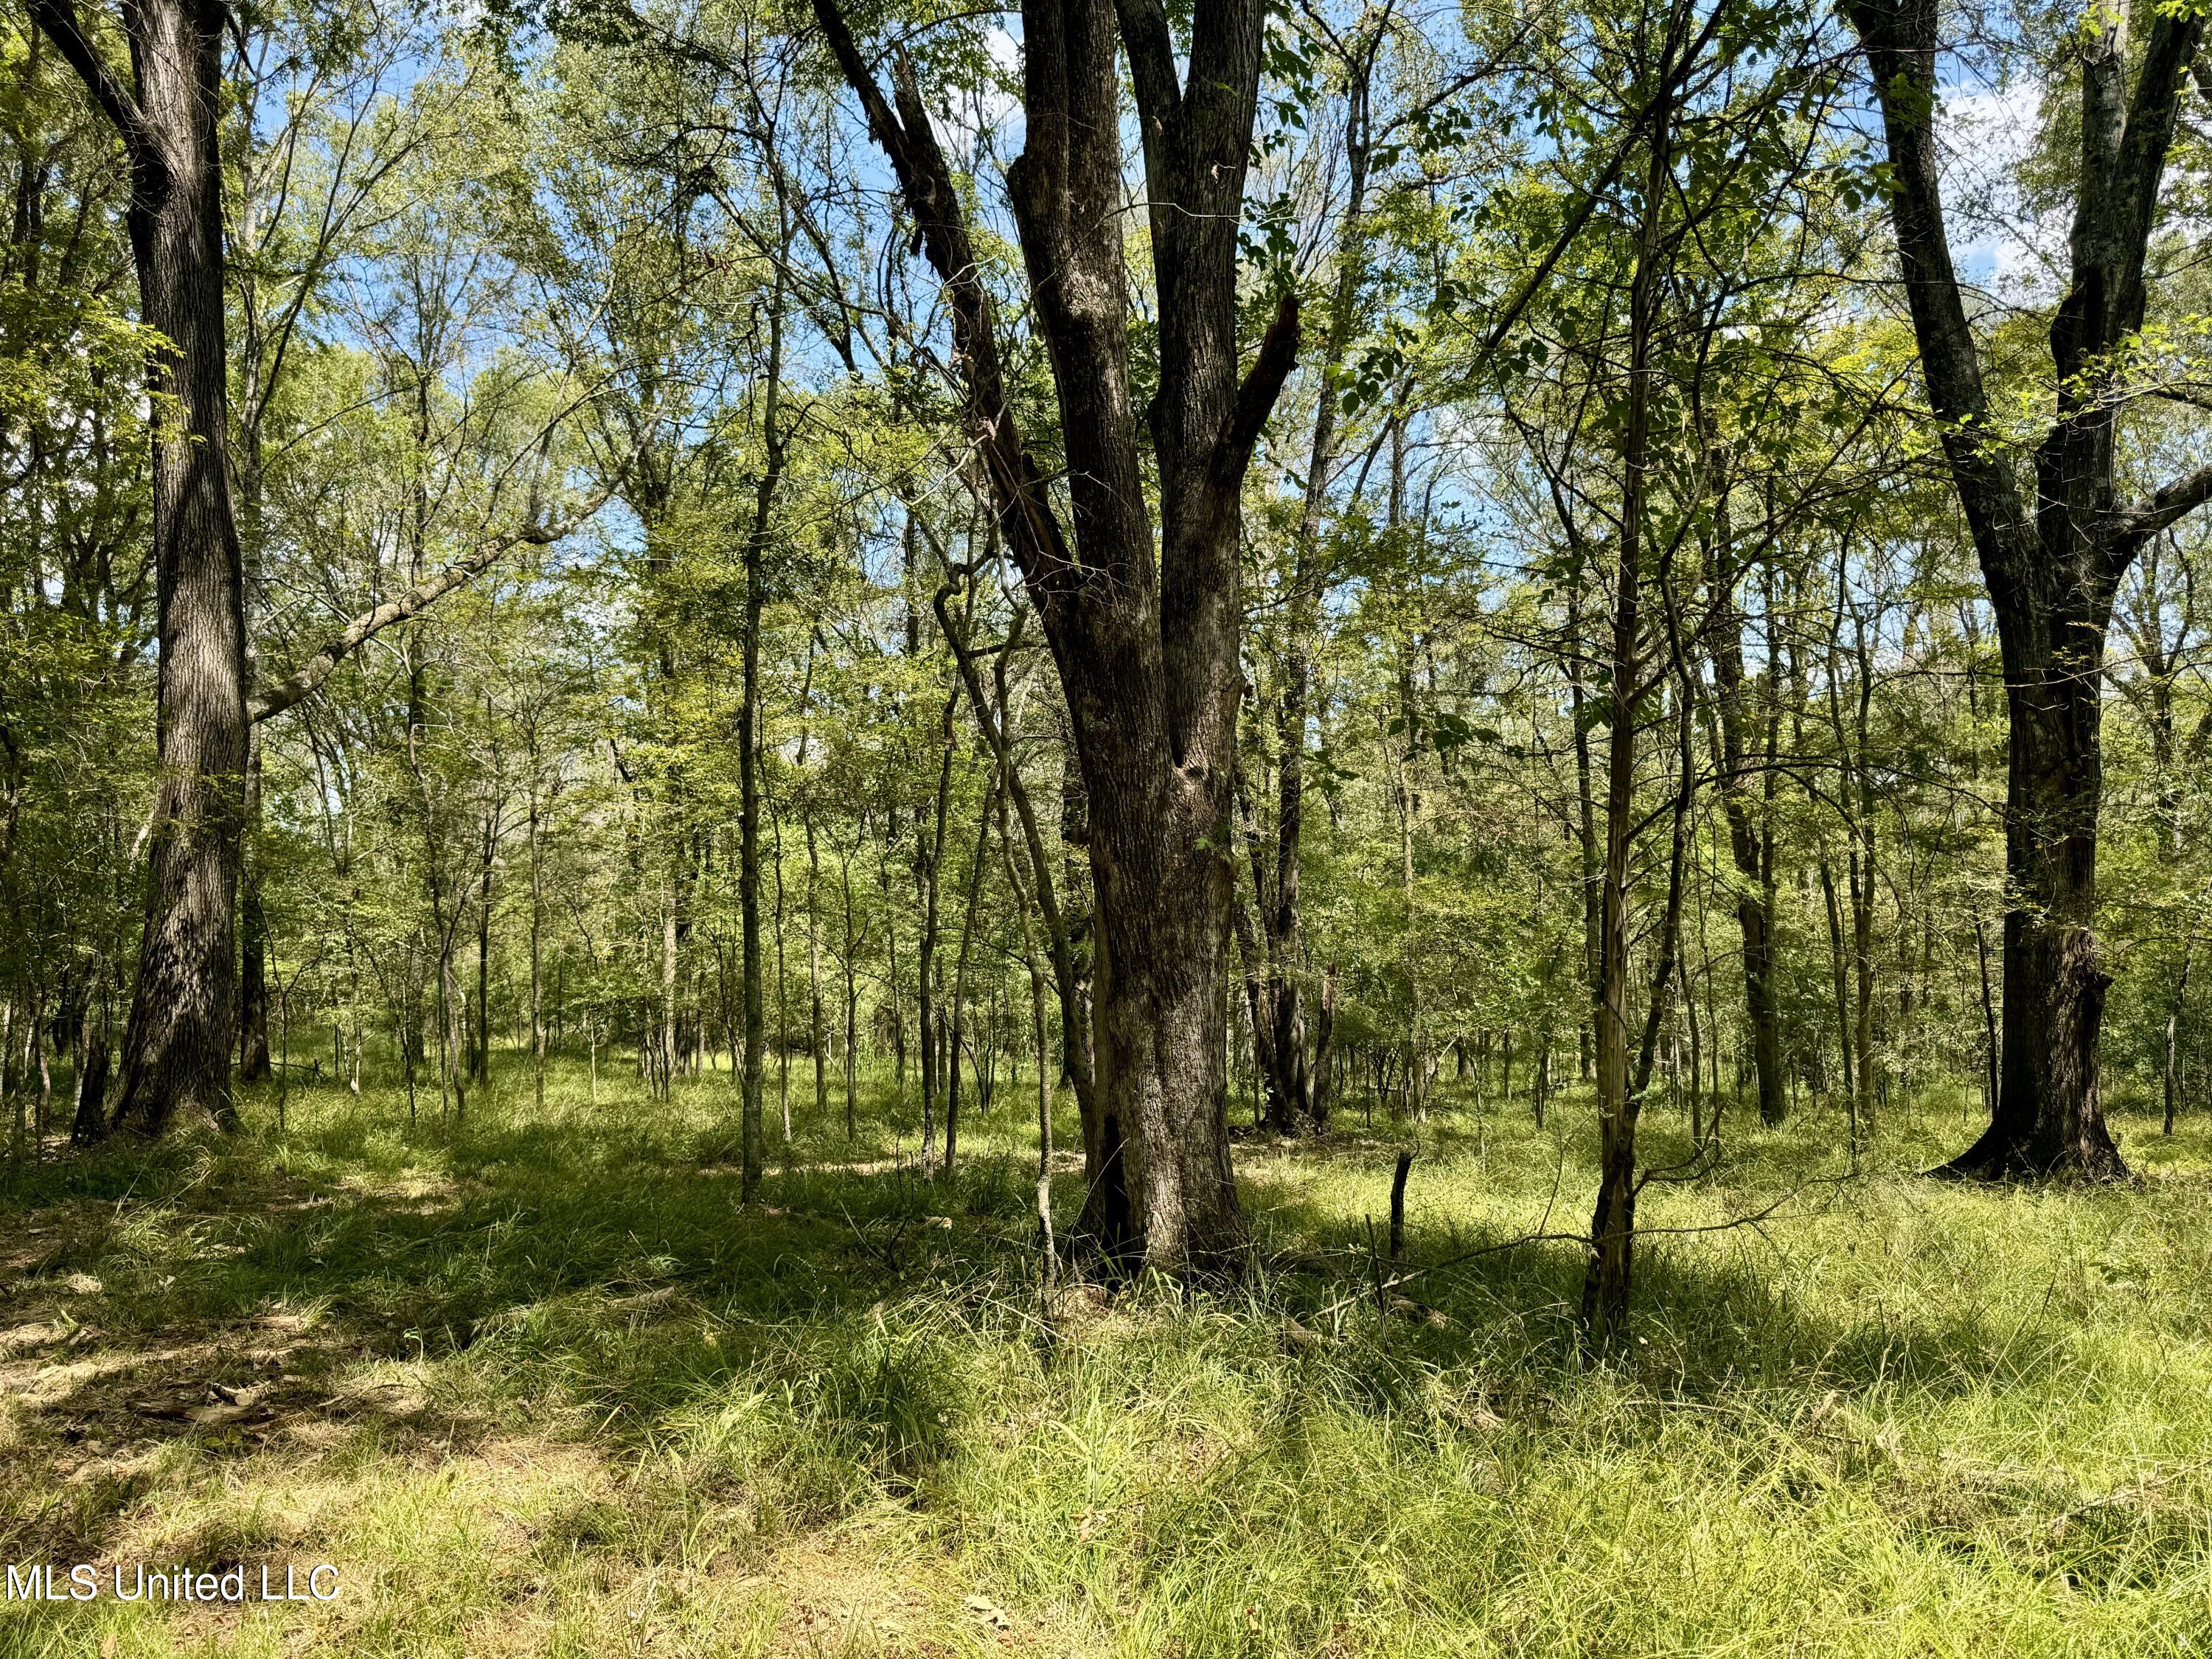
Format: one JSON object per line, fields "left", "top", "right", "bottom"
{"left": 250, "top": 484, "right": 615, "bottom": 723}
{"left": 1211, "top": 292, "right": 1302, "bottom": 487}
{"left": 1846, "top": 0, "right": 2034, "bottom": 585}
{"left": 25, "top": 0, "right": 147, "bottom": 154}
{"left": 2121, "top": 461, "right": 2212, "bottom": 546}
{"left": 809, "top": 0, "right": 1076, "bottom": 613}
{"left": 1113, "top": 0, "right": 1182, "bottom": 142}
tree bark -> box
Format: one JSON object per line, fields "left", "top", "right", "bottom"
{"left": 32, "top": 0, "right": 250, "bottom": 1135}
{"left": 818, "top": 0, "right": 1298, "bottom": 1270}
{"left": 1850, "top": 0, "right": 2211, "bottom": 1179}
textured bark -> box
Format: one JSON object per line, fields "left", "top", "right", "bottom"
{"left": 70, "top": 1007, "right": 110, "bottom": 1147}
{"left": 1850, "top": 0, "right": 2208, "bottom": 1179}
{"left": 815, "top": 0, "right": 1296, "bottom": 1270}
{"left": 32, "top": 0, "right": 249, "bottom": 1135}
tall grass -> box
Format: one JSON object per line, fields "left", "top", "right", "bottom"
{"left": 1, "top": 1055, "right": 2208, "bottom": 1655}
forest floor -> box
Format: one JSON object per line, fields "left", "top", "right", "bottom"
{"left": 1, "top": 1060, "right": 2210, "bottom": 1657}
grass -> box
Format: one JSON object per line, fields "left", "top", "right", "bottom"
{"left": 1, "top": 1055, "right": 2211, "bottom": 1656}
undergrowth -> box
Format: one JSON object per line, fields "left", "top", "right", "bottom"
{"left": 0, "top": 1060, "right": 2208, "bottom": 1655}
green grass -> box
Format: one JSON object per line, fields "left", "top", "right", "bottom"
{"left": 2, "top": 1056, "right": 2211, "bottom": 1655}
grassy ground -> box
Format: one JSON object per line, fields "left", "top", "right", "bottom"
{"left": 1, "top": 1057, "right": 2210, "bottom": 1657}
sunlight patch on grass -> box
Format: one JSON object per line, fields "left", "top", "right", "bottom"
{"left": 1, "top": 1060, "right": 2210, "bottom": 1654}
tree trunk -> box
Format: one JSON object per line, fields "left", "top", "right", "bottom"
{"left": 529, "top": 786, "right": 546, "bottom": 1108}
{"left": 1583, "top": 47, "right": 1675, "bottom": 1343}
{"left": 944, "top": 762, "right": 998, "bottom": 1176}
{"left": 772, "top": 769, "right": 790, "bottom": 1143}
{"left": 1568, "top": 579, "right": 1601, "bottom": 1085}
{"left": 1255, "top": 23, "right": 1382, "bottom": 1135}
{"left": 1708, "top": 535, "right": 1783, "bottom": 1125}
{"left": 807, "top": 813, "right": 828, "bottom": 1129}
{"left": 2167, "top": 927, "right": 2197, "bottom": 1135}
{"left": 934, "top": 591, "right": 1100, "bottom": 1176}
{"left": 475, "top": 809, "right": 494, "bottom": 1086}
{"left": 238, "top": 737, "right": 271, "bottom": 1082}
{"left": 736, "top": 253, "right": 788, "bottom": 1204}
{"left": 71, "top": 999, "right": 110, "bottom": 1146}
{"left": 796, "top": 636, "right": 830, "bottom": 1131}
{"left": 840, "top": 842, "right": 858, "bottom": 1142}
{"left": 34, "top": 0, "right": 251, "bottom": 1135}
{"left": 1851, "top": 0, "right": 2209, "bottom": 1180}
{"left": 815, "top": 0, "right": 1295, "bottom": 1273}
{"left": 993, "top": 692, "right": 1059, "bottom": 1282}
{"left": 915, "top": 679, "right": 958, "bottom": 1174}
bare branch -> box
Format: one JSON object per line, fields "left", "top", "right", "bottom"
{"left": 2121, "top": 460, "right": 2212, "bottom": 546}
{"left": 250, "top": 483, "right": 616, "bottom": 723}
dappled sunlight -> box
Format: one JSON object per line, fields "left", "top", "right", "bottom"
{"left": 0, "top": 1063, "right": 2208, "bottom": 1653}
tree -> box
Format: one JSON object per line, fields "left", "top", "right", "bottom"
{"left": 813, "top": 0, "right": 1301, "bottom": 1269}
{"left": 29, "top": 0, "right": 251, "bottom": 1133}
{"left": 1848, "top": 0, "right": 2212, "bottom": 1178}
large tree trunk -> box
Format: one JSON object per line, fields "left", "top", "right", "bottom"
{"left": 1950, "top": 651, "right": 2125, "bottom": 1176}
{"left": 815, "top": 0, "right": 1296, "bottom": 1271}
{"left": 32, "top": 0, "right": 251, "bottom": 1135}
{"left": 1851, "top": 0, "right": 2209, "bottom": 1180}
{"left": 1081, "top": 710, "right": 1242, "bottom": 1265}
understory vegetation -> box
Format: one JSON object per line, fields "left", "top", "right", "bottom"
{"left": 3, "top": 1062, "right": 2211, "bottom": 1657}
{"left": 13, "top": 0, "right": 2212, "bottom": 1646}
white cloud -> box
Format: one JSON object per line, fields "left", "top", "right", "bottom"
{"left": 1935, "top": 77, "right": 2069, "bottom": 302}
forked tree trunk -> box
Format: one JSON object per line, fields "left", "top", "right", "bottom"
{"left": 1852, "top": 0, "right": 2211, "bottom": 1180}
{"left": 32, "top": 0, "right": 251, "bottom": 1136}
{"left": 816, "top": 0, "right": 1297, "bottom": 1270}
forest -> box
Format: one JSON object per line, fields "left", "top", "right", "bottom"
{"left": 6, "top": 0, "right": 2212, "bottom": 1649}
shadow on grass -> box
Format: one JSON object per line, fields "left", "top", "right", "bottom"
{"left": 0, "top": 1062, "right": 2168, "bottom": 1570}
